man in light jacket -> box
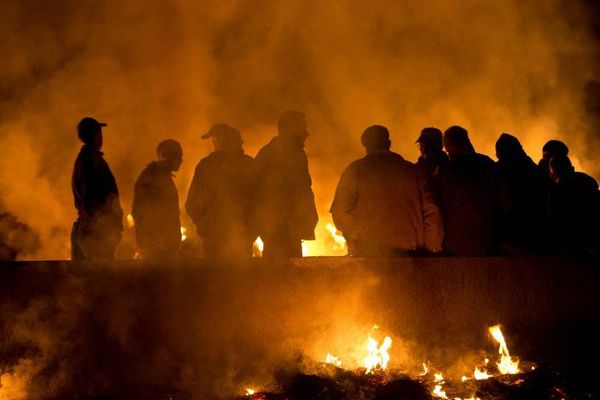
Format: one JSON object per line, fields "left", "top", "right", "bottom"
{"left": 331, "top": 125, "right": 443, "bottom": 257}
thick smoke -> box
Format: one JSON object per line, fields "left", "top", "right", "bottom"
{"left": 0, "top": 0, "right": 599, "bottom": 258}
{"left": 0, "top": 212, "right": 40, "bottom": 260}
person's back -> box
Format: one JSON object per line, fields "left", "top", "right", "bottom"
{"left": 255, "top": 111, "right": 318, "bottom": 258}
{"left": 547, "top": 155, "right": 600, "bottom": 255}
{"left": 132, "top": 140, "right": 182, "bottom": 260}
{"left": 438, "top": 126, "right": 500, "bottom": 256}
{"left": 71, "top": 117, "right": 123, "bottom": 260}
{"left": 495, "top": 133, "right": 546, "bottom": 253}
{"left": 331, "top": 125, "right": 442, "bottom": 257}
{"left": 186, "top": 124, "right": 258, "bottom": 260}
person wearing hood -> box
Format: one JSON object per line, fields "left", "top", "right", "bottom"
{"left": 331, "top": 125, "right": 443, "bottom": 257}
{"left": 254, "top": 111, "right": 318, "bottom": 258}
{"left": 186, "top": 124, "right": 258, "bottom": 260}
{"left": 132, "top": 139, "right": 183, "bottom": 260}
{"left": 495, "top": 133, "right": 546, "bottom": 254}
{"left": 538, "top": 139, "right": 569, "bottom": 181}
{"left": 437, "top": 125, "right": 504, "bottom": 256}
{"left": 71, "top": 117, "right": 123, "bottom": 260}
{"left": 547, "top": 154, "right": 600, "bottom": 255}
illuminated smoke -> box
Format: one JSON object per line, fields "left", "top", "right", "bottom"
{"left": 0, "top": 211, "right": 40, "bottom": 260}
{"left": 0, "top": 0, "right": 598, "bottom": 258}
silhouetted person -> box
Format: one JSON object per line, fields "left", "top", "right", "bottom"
{"left": 71, "top": 117, "right": 123, "bottom": 260}
{"left": 255, "top": 111, "right": 318, "bottom": 258}
{"left": 495, "top": 133, "right": 546, "bottom": 254}
{"left": 437, "top": 126, "right": 503, "bottom": 256}
{"left": 547, "top": 155, "right": 600, "bottom": 255}
{"left": 132, "top": 139, "right": 183, "bottom": 260}
{"left": 538, "top": 139, "right": 569, "bottom": 180}
{"left": 415, "top": 127, "right": 448, "bottom": 188}
{"left": 330, "top": 125, "right": 443, "bottom": 257}
{"left": 186, "top": 124, "right": 257, "bottom": 260}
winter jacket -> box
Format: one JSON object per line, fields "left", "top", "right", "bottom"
{"left": 330, "top": 150, "right": 443, "bottom": 256}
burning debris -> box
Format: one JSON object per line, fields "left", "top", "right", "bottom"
{"left": 237, "top": 325, "right": 575, "bottom": 400}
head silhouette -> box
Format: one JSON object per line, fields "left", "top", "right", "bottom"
{"left": 549, "top": 154, "right": 574, "bottom": 183}
{"left": 157, "top": 139, "right": 183, "bottom": 172}
{"left": 496, "top": 133, "right": 525, "bottom": 161}
{"left": 202, "top": 123, "right": 243, "bottom": 152}
{"left": 278, "top": 110, "right": 308, "bottom": 145}
{"left": 361, "top": 125, "right": 390, "bottom": 153}
{"left": 416, "top": 127, "right": 443, "bottom": 159}
{"left": 443, "top": 125, "right": 474, "bottom": 159}
{"left": 77, "top": 117, "right": 106, "bottom": 149}
{"left": 542, "top": 140, "right": 569, "bottom": 162}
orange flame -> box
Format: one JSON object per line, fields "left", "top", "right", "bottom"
{"left": 489, "top": 325, "right": 520, "bottom": 375}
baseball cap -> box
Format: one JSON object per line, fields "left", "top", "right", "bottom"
{"left": 201, "top": 123, "right": 241, "bottom": 140}
{"left": 78, "top": 117, "right": 107, "bottom": 131}
{"left": 416, "top": 127, "right": 442, "bottom": 146}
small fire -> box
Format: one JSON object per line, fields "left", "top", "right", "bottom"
{"left": 325, "top": 223, "right": 347, "bottom": 249}
{"left": 325, "top": 353, "right": 342, "bottom": 367}
{"left": 434, "top": 372, "right": 444, "bottom": 382}
{"left": 364, "top": 335, "right": 392, "bottom": 373}
{"left": 245, "top": 388, "right": 256, "bottom": 395}
{"left": 126, "top": 214, "right": 135, "bottom": 228}
{"left": 489, "top": 325, "right": 520, "bottom": 375}
{"left": 432, "top": 384, "right": 448, "bottom": 398}
{"left": 420, "top": 362, "right": 429, "bottom": 376}
{"left": 180, "top": 226, "right": 187, "bottom": 241}
{"left": 473, "top": 366, "right": 491, "bottom": 380}
{"left": 254, "top": 237, "right": 264, "bottom": 254}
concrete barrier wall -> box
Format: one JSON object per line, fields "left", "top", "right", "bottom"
{"left": 0, "top": 257, "right": 598, "bottom": 398}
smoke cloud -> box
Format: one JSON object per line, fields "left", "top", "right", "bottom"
{"left": 0, "top": 0, "right": 599, "bottom": 259}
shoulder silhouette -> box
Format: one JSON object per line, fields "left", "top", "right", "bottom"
{"left": 71, "top": 117, "right": 122, "bottom": 260}
{"left": 331, "top": 125, "right": 443, "bottom": 257}
{"left": 132, "top": 139, "right": 182, "bottom": 260}
{"left": 254, "top": 111, "right": 318, "bottom": 258}
{"left": 186, "top": 123, "right": 258, "bottom": 260}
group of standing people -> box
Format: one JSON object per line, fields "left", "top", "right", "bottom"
{"left": 71, "top": 111, "right": 317, "bottom": 261}
{"left": 70, "top": 113, "right": 600, "bottom": 261}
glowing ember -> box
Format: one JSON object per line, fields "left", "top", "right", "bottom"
{"left": 325, "top": 353, "right": 342, "bottom": 367}
{"left": 432, "top": 384, "right": 448, "bottom": 398}
{"left": 473, "top": 366, "right": 491, "bottom": 380}
{"left": 364, "top": 335, "right": 392, "bottom": 373}
{"left": 325, "top": 223, "right": 347, "bottom": 249}
{"left": 489, "top": 325, "right": 520, "bottom": 375}
{"left": 180, "top": 226, "right": 187, "bottom": 241}
{"left": 254, "top": 237, "right": 264, "bottom": 253}
{"left": 126, "top": 213, "right": 135, "bottom": 228}
{"left": 420, "top": 362, "right": 429, "bottom": 376}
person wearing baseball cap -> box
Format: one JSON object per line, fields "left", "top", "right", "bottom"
{"left": 186, "top": 123, "right": 258, "bottom": 260}
{"left": 415, "top": 127, "right": 448, "bottom": 193}
{"left": 71, "top": 117, "right": 123, "bottom": 260}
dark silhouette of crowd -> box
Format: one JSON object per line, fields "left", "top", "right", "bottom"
{"left": 70, "top": 115, "right": 600, "bottom": 261}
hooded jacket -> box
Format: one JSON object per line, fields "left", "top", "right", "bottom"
{"left": 132, "top": 161, "right": 181, "bottom": 257}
